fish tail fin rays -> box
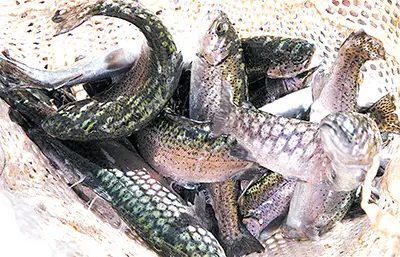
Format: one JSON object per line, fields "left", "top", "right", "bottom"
{"left": 222, "top": 226, "right": 265, "bottom": 257}
{"left": 366, "top": 93, "right": 400, "bottom": 135}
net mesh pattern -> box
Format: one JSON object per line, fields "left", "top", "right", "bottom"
{"left": 0, "top": 0, "right": 399, "bottom": 256}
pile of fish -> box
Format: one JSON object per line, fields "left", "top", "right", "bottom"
{"left": 0, "top": 0, "right": 399, "bottom": 256}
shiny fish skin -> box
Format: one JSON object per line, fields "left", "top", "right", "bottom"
{"left": 249, "top": 66, "right": 318, "bottom": 109}
{"left": 311, "top": 30, "right": 386, "bottom": 122}
{"left": 131, "top": 112, "right": 255, "bottom": 184}
{"left": 190, "top": 10, "right": 248, "bottom": 122}
{"left": 207, "top": 180, "right": 264, "bottom": 257}
{"left": 239, "top": 172, "right": 295, "bottom": 239}
{"left": 190, "top": 10, "right": 264, "bottom": 256}
{"left": 42, "top": 0, "right": 183, "bottom": 141}
{"left": 0, "top": 48, "right": 136, "bottom": 90}
{"left": 211, "top": 85, "right": 382, "bottom": 191}
{"left": 97, "top": 168, "right": 226, "bottom": 257}
{"left": 241, "top": 35, "right": 315, "bottom": 79}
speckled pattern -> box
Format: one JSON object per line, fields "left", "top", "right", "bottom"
{"left": 0, "top": 0, "right": 400, "bottom": 256}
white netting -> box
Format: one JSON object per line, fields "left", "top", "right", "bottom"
{"left": 0, "top": 0, "right": 399, "bottom": 256}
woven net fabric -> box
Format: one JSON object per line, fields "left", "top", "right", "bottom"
{"left": 0, "top": 0, "right": 399, "bottom": 256}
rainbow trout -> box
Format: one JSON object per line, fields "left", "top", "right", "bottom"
{"left": 131, "top": 112, "right": 255, "bottom": 184}
{"left": 211, "top": 83, "right": 382, "bottom": 192}
{"left": 190, "top": 10, "right": 264, "bottom": 256}
{"left": 40, "top": 0, "right": 183, "bottom": 141}
{"left": 0, "top": 87, "right": 226, "bottom": 257}
{"left": 0, "top": 48, "right": 136, "bottom": 89}
{"left": 242, "top": 35, "right": 315, "bottom": 80}
{"left": 238, "top": 172, "right": 296, "bottom": 240}
{"left": 283, "top": 30, "right": 389, "bottom": 240}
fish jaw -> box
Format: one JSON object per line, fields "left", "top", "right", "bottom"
{"left": 197, "top": 10, "right": 241, "bottom": 66}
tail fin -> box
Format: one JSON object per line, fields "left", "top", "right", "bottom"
{"left": 210, "top": 83, "right": 237, "bottom": 137}
{"left": 364, "top": 93, "right": 400, "bottom": 135}
{"left": 221, "top": 225, "right": 265, "bottom": 257}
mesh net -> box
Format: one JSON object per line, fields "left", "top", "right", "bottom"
{"left": 0, "top": 0, "right": 399, "bottom": 256}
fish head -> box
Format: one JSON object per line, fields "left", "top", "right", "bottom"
{"left": 198, "top": 10, "right": 240, "bottom": 66}
{"left": 320, "top": 112, "right": 382, "bottom": 189}
{"left": 320, "top": 112, "right": 382, "bottom": 166}
{"left": 341, "top": 29, "right": 386, "bottom": 61}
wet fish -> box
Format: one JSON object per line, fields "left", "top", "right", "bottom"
{"left": 0, "top": 47, "right": 137, "bottom": 90}
{"left": 131, "top": 112, "right": 255, "bottom": 184}
{"left": 190, "top": 10, "right": 264, "bottom": 256}
{"left": 40, "top": 0, "right": 183, "bottom": 141}
{"left": 310, "top": 30, "right": 386, "bottom": 122}
{"left": 283, "top": 30, "right": 389, "bottom": 240}
{"left": 242, "top": 35, "right": 315, "bottom": 80}
{"left": 238, "top": 171, "right": 296, "bottom": 239}
{"left": 0, "top": 87, "right": 226, "bottom": 257}
{"left": 249, "top": 66, "right": 318, "bottom": 109}
{"left": 211, "top": 84, "right": 382, "bottom": 191}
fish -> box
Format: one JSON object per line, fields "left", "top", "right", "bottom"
{"left": 210, "top": 83, "right": 382, "bottom": 192}
{"left": 207, "top": 180, "right": 263, "bottom": 257}
{"left": 0, "top": 47, "right": 137, "bottom": 90}
{"left": 0, "top": 87, "right": 227, "bottom": 257}
{"left": 249, "top": 66, "right": 318, "bottom": 109}
{"left": 39, "top": 0, "right": 183, "bottom": 141}
{"left": 131, "top": 111, "right": 256, "bottom": 184}
{"left": 189, "top": 10, "right": 264, "bottom": 256}
{"left": 241, "top": 35, "right": 315, "bottom": 80}
{"left": 310, "top": 30, "right": 386, "bottom": 122}
{"left": 283, "top": 30, "right": 388, "bottom": 240}
{"left": 238, "top": 171, "right": 296, "bottom": 239}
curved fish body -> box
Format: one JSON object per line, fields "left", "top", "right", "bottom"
{"left": 1, "top": 88, "right": 226, "bottom": 257}
{"left": 239, "top": 172, "right": 296, "bottom": 239}
{"left": 190, "top": 10, "right": 264, "bottom": 256}
{"left": 242, "top": 35, "right": 315, "bottom": 80}
{"left": 249, "top": 66, "right": 318, "bottom": 109}
{"left": 0, "top": 48, "right": 137, "bottom": 90}
{"left": 311, "top": 30, "right": 386, "bottom": 122}
{"left": 211, "top": 84, "right": 382, "bottom": 191}
{"left": 284, "top": 30, "right": 387, "bottom": 240}
{"left": 131, "top": 112, "right": 255, "bottom": 184}
{"left": 42, "top": 0, "right": 183, "bottom": 141}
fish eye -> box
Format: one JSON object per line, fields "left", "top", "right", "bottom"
{"left": 215, "top": 22, "right": 228, "bottom": 36}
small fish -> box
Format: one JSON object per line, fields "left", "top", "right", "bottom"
{"left": 238, "top": 171, "right": 296, "bottom": 239}
{"left": 241, "top": 35, "right": 315, "bottom": 80}
{"left": 283, "top": 30, "right": 389, "bottom": 240}
{"left": 0, "top": 47, "right": 137, "bottom": 90}
{"left": 131, "top": 112, "right": 256, "bottom": 184}
{"left": 310, "top": 29, "right": 386, "bottom": 122}
{"left": 190, "top": 10, "right": 248, "bottom": 122}
{"left": 40, "top": 0, "right": 183, "bottom": 141}
{"left": 190, "top": 10, "right": 264, "bottom": 256}
{"left": 211, "top": 84, "right": 382, "bottom": 191}
{"left": 1, "top": 88, "right": 226, "bottom": 257}
{"left": 249, "top": 66, "right": 318, "bottom": 109}
{"left": 207, "top": 180, "right": 264, "bottom": 257}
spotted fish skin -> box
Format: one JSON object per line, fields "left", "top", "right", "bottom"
{"left": 242, "top": 36, "right": 315, "bottom": 80}
{"left": 311, "top": 29, "right": 386, "bottom": 122}
{"left": 211, "top": 84, "right": 382, "bottom": 191}
{"left": 131, "top": 112, "right": 255, "bottom": 184}
{"left": 190, "top": 10, "right": 248, "bottom": 122}
{"left": 239, "top": 172, "right": 296, "bottom": 239}
{"left": 97, "top": 168, "right": 226, "bottom": 257}
{"left": 190, "top": 10, "right": 264, "bottom": 256}
{"left": 42, "top": 0, "right": 183, "bottom": 141}
{"left": 283, "top": 30, "right": 386, "bottom": 240}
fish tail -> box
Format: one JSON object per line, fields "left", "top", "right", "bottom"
{"left": 222, "top": 224, "right": 264, "bottom": 257}
{"left": 210, "top": 83, "right": 236, "bottom": 137}
{"left": 366, "top": 93, "right": 400, "bottom": 134}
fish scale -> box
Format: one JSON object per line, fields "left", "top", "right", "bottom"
{"left": 41, "top": 0, "right": 183, "bottom": 141}
{"left": 96, "top": 168, "right": 226, "bottom": 257}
